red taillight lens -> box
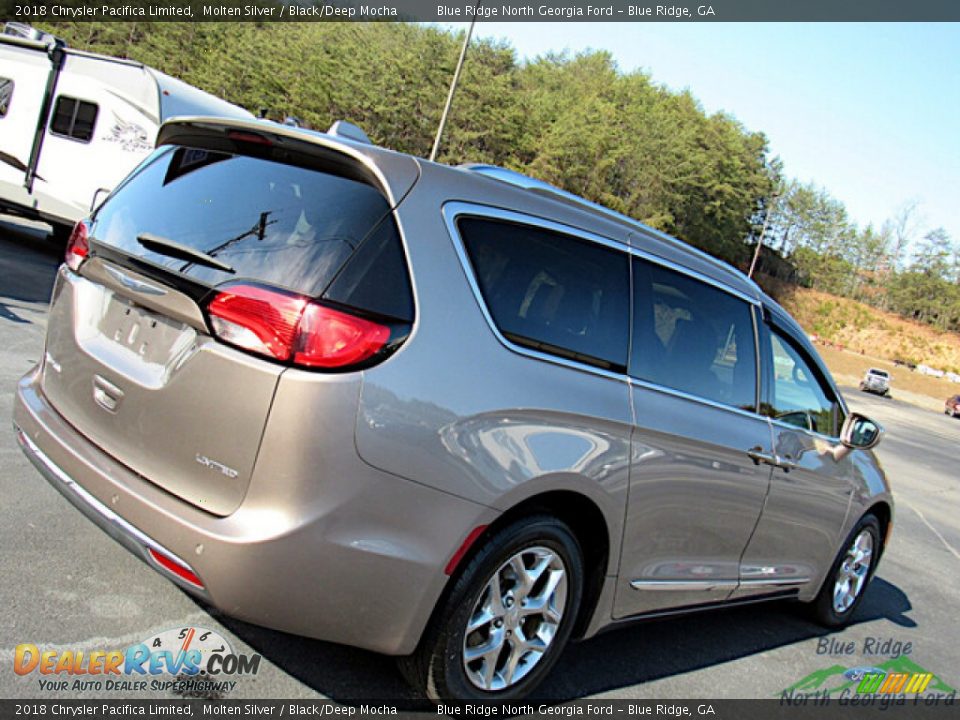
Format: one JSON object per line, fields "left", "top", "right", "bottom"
{"left": 64, "top": 220, "right": 89, "bottom": 272}
{"left": 207, "top": 284, "right": 390, "bottom": 369}
{"left": 208, "top": 284, "right": 307, "bottom": 361}
{"left": 294, "top": 303, "right": 391, "bottom": 368}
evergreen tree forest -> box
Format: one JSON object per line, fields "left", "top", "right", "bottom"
{"left": 37, "top": 21, "right": 960, "bottom": 333}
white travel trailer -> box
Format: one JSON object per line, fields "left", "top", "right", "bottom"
{"left": 0, "top": 24, "right": 253, "bottom": 239}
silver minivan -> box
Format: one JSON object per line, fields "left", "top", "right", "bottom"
{"left": 13, "top": 117, "right": 892, "bottom": 700}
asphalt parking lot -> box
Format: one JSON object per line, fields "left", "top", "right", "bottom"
{"left": 1, "top": 217, "right": 958, "bottom": 701}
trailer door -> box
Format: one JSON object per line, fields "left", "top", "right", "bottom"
{"left": 0, "top": 41, "right": 51, "bottom": 196}
{"left": 32, "top": 52, "right": 159, "bottom": 223}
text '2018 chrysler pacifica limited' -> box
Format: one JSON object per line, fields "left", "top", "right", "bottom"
{"left": 14, "top": 117, "right": 892, "bottom": 700}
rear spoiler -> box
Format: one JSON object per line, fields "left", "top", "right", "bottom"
{"left": 156, "top": 117, "right": 419, "bottom": 208}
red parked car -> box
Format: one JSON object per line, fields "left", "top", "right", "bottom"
{"left": 946, "top": 395, "right": 960, "bottom": 418}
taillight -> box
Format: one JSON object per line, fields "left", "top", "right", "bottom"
{"left": 207, "top": 283, "right": 391, "bottom": 370}
{"left": 64, "top": 220, "right": 90, "bottom": 272}
{"left": 294, "top": 303, "right": 390, "bottom": 368}
{"left": 208, "top": 285, "right": 307, "bottom": 361}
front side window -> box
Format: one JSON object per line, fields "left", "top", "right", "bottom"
{"left": 764, "top": 330, "right": 838, "bottom": 435}
{"left": 630, "top": 259, "right": 758, "bottom": 411}
{"left": 50, "top": 96, "right": 99, "bottom": 141}
{"left": 0, "top": 78, "right": 12, "bottom": 117}
{"left": 457, "top": 216, "right": 630, "bottom": 371}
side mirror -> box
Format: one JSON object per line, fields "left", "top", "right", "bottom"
{"left": 841, "top": 412, "right": 883, "bottom": 450}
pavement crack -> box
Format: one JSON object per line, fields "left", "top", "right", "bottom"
{"left": 906, "top": 500, "right": 960, "bottom": 561}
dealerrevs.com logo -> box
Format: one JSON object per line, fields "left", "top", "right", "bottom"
{"left": 13, "top": 626, "right": 260, "bottom": 695}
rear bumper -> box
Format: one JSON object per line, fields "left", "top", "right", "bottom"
{"left": 13, "top": 368, "right": 495, "bottom": 655}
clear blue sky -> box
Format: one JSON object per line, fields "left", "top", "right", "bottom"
{"left": 436, "top": 22, "right": 959, "bottom": 250}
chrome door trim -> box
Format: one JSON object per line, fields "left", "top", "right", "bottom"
{"left": 739, "top": 577, "right": 810, "bottom": 588}
{"left": 629, "top": 579, "right": 739, "bottom": 592}
{"left": 627, "top": 377, "right": 766, "bottom": 423}
{"left": 443, "top": 201, "right": 761, "bottom": 307}
{"left": 630, "top": 577, "right": 808, "bottom": 592}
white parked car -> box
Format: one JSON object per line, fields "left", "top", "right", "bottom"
{"left": 859, "top": 368, "right": 891, "bottom": 397}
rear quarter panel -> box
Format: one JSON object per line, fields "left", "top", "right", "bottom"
{"left": 354, "top": 168, "right": 633, "bottom": 576}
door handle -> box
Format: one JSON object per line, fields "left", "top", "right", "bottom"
{"left": 746, "top": 447, "right": 778, "bottom": 466}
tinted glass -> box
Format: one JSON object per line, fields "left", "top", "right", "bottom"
{"left": 765, "top": 331, "right": 836, "bottom": 435}
{"left": 458, "top": 217, "right": 629, "bottom": 370}
{"left": 631, "top": 259, "right": 757, "bottom": 411}
{"left": 50, "top": 96, "right": 98, "bottom": 141}
{"left": 92, "top": 145, "right": 412, "bottom": 319}
{"left": 0, "top": 78, "right": 12, "bottom": 117}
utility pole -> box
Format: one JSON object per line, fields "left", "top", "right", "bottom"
{"left": 429, "top": 16, "right": 478, "bottom": 162}
{"left": 748, "top": 191, "right": 779, "bottom": 280}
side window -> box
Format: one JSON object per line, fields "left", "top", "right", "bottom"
{"left": 765, "top": 330, "right": 837, "bottom": 435}
{"left": 457, "top": 216, "right": 629, "bottom": 371}
{"left": 50, "top": 96, "right": 98, "bottom": 142}
{"left": 631, "top": 258, "right": 758, "bottom": 411}
{"left": 0, "top": 78, "right": 12, "bottom": 117}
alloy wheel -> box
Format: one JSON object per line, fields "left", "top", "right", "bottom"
{"left": 832, "top": 529, "right": 874, "bottom": 613}
{"left": 462, "top": 546, "right": 568, "bottom": 691}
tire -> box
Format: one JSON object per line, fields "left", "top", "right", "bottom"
{"left": 399, "top": 515, "right": 584, "bottom": 700}
{"left": 859, "top": 383, "right": 866, "bottom": 392}
{"left": 808, "top": 514, "right": 881, "bottom": 628}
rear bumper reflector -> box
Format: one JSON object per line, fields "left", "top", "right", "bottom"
{"left": 148, "top": 548, "right": 204, "bottom": 589}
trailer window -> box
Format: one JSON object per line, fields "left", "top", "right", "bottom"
{"left": 0, "top": 78, "right": 12, "bottom": 117}
{"left": 50, "top": 96, "right": 98, "bottom": 142}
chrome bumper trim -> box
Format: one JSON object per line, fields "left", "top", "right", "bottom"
{"left": 14, "top": 424, "right": 204, "bottom": 591}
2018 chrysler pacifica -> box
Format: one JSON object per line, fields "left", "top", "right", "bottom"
{"left": 13, "top": 117, "right": 892, "bottom": 700}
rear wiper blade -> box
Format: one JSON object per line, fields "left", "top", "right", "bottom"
{"left": 137, "top": 233, "right": 235, "bottom": 274}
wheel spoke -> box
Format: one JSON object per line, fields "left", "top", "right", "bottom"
{"left": 482, "top": 649, "right": 499, "bottom": 689}
{"left": 502, "top": 639, "right": 524, "bottom": 687}
{"left": 487, "top": 573, "right": 505, "bottom": 615}
{"left": 509, "top": 555, "right": 531, "bottom": 599}
{"left": 467, "top": 607, "right": 495, "bottom": 635}
{"left": 526, "top": 552, "right": 553, "bottom": 587}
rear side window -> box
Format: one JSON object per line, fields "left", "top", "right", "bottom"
{"left": 631, "top": 259, "right": 758, "bottom": 411}
{"left": 457, "top": 217, "right": 629, "bottom": 371}
{"left": 92, "top": 145, "right": 413, "bottom": 321}
{"left": 0, "top": 78, "right": 12, "bottom": 117}
{"left": 50, "top": 96, "right": 98, "bottom": 141}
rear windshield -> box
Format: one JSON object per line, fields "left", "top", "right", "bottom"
{"left": 91, "top": 145, "right": 413, "bottom": 320}
{"left": 870, "top": 369, "right": 889, "bottom": 378}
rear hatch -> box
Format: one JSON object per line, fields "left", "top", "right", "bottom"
{"left": 41, "top": 121, "right": 418, "bottom": 515}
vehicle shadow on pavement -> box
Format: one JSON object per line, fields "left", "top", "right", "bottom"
{"left": 540, "top": 576, "right": 913, "bottom": 699}
{"left": 201, "top": 575, "right": 912, "bottom": 701}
